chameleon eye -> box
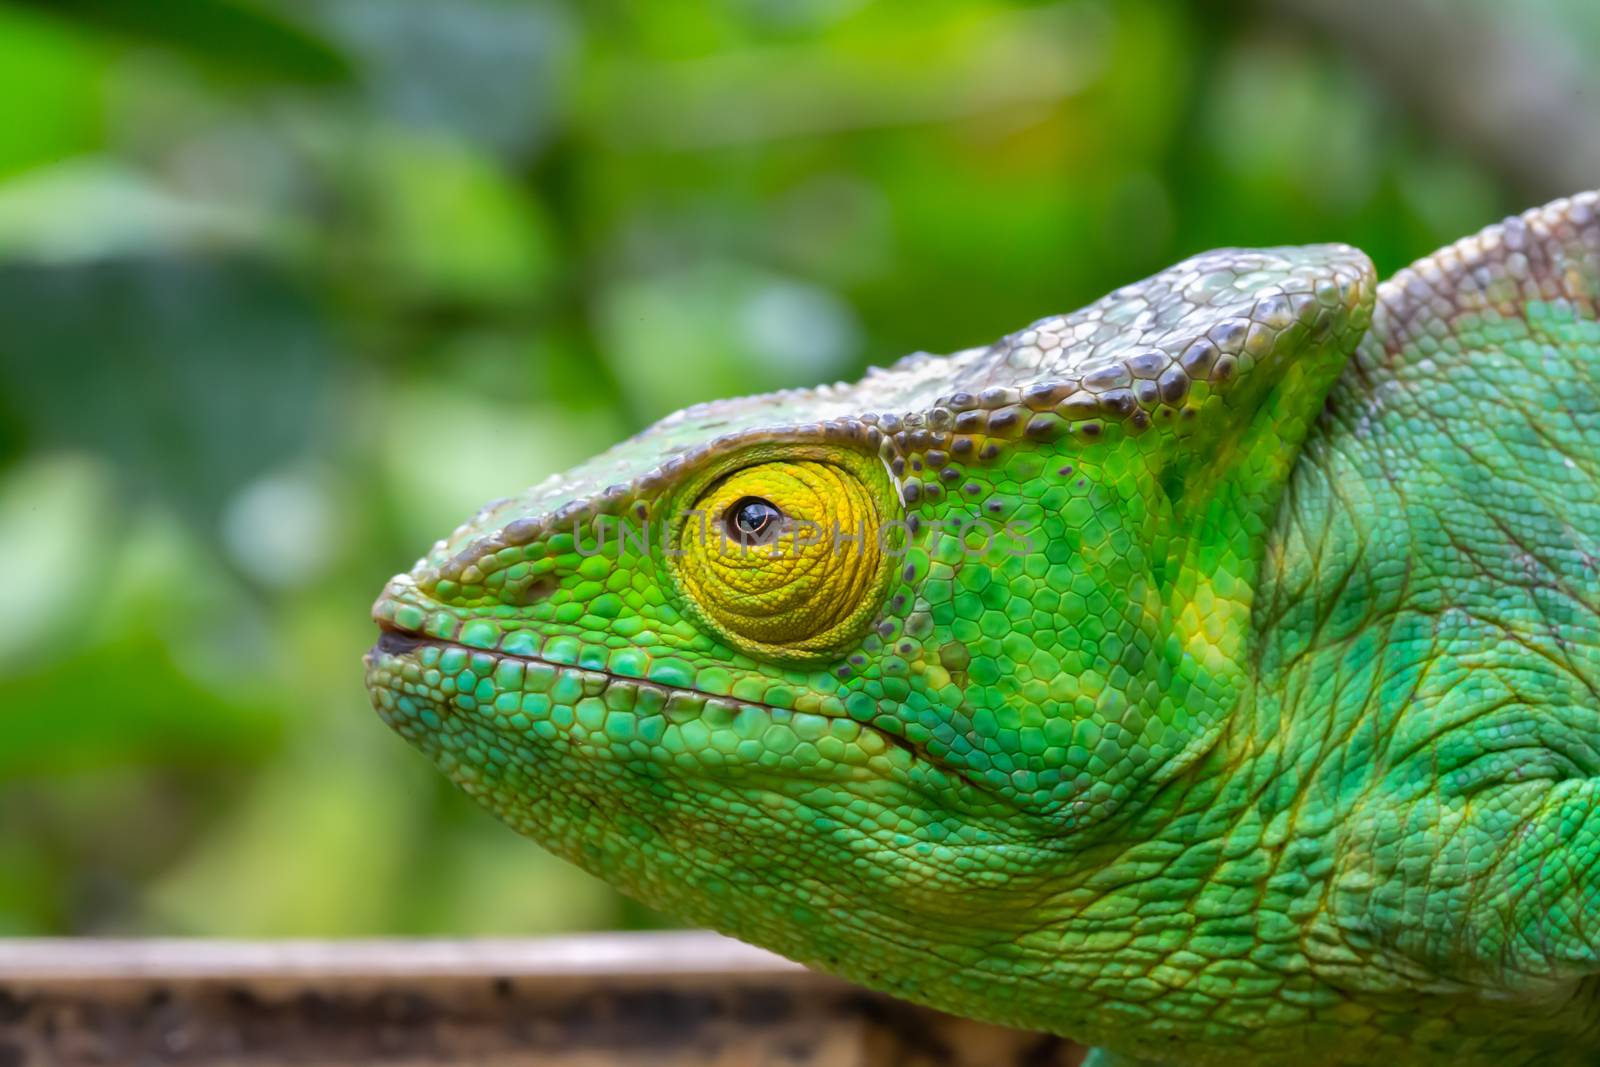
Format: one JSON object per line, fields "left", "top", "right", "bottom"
{"left": 726, "top": 496, "right": 783, "bottom": 544}
{"left": 672, "top": 459, "right": 895, "bottom": 658}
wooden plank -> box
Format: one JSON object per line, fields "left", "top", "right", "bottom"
{"left": 0, "top": 933, "right": 1086, "bottom": 1067}
{"left": 0, "top": 932, "right": 810, "bottom": 982}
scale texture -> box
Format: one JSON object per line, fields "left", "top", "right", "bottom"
{"left": 366, "top": 192, "right": 1600, "bottom": 1066}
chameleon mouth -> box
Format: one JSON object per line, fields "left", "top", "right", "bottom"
{"left": 365, "top": 621, "right": 989, "bottom": 794}
{"left": 367, "top": 620, "right": 819, "bottom": 730}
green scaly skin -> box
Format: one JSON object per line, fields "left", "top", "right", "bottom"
{"left": 365, "top": 192, "right": 1600, "bottom": 1066}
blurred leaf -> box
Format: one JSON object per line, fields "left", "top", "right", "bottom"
{"left": 363, "top": 131, "right": 557, "bottom": 305}
{"left": 1201, "top": 34, "right": 1380, "bottom": 215}
{"left": 3, "top": 0, "right": 351, "bottom": 84}
{"left": 0, "top": 769, "right": 246, "bottom": 935}
{"left": 596, "top": 262, "right": 860, "bottom": 424}
{"left": 0, "top": 455, "right": 116, "bottom": 669}
{"left": 407, "top": 815, "right": 627, "bottom": 936}
{"left": 301, "top": 0, "right": 575, "bottom": 157}
{"left": 0, "top": 7, "right": 107, "bottom": 178}
{"left": 0, "top": 257, "right": 336, "bottom": 529}
{"left": 147, "top": 743, "right": 413, "bottom": 936}
{"left": 0, "top": 629, "right": 282, "bottom": 777}
{"left": 0, "top": 160, "right": 274, "bottom": 261}
{"left": 375, "top": 385, "right": 628, "bottom": 552}
{"left": 594, "top": 3, "right": 1111, "bottom": 148}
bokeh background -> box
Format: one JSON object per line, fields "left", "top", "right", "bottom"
{"left": 0, "top": 0, "right": 1596, "bottom": 938}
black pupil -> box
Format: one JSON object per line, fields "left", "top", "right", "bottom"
{"left": 729, "top": 497, "right": 782, "bottom": 540}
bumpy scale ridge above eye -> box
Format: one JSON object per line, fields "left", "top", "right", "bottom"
{"left": 417, "top": 244, "right": 1370, "bottom": 586}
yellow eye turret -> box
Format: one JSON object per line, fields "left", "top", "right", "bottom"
{"left": 674, "top": 460, "right": 891, "bottom": 657}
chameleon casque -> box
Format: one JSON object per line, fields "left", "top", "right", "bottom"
{"left": 366, "top": 192, "right": 1600, "bottom": 1065}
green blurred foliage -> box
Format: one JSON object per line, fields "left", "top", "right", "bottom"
{"left": 0, "top": 0, "right": 1593, "bottom": 936}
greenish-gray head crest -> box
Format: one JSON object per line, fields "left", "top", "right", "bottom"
{"left": 410, "top": 243, "right": 1372, "bottom": 575}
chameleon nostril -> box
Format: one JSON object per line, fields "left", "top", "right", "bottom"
{"left": 513, "top": 575, "right": 559, "bottom": 606}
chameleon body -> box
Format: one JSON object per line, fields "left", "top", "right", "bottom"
{"left": 366, "top": 192, "right": 1600, "bottom": 1065}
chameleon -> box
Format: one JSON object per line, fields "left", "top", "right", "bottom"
{"left": 365, "top": 191, "right": 1600, "bottom": 1066}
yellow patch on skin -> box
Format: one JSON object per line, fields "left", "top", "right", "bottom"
{"left": 1175, "top": 580, "right": 1247, "bottom": 675}
{"left": 678, "top": 461, "right": 883, "bottom": 651}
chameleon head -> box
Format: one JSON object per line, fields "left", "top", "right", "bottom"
{"left": 365, "top": 245, "right": 1373, "bottom": 1004}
